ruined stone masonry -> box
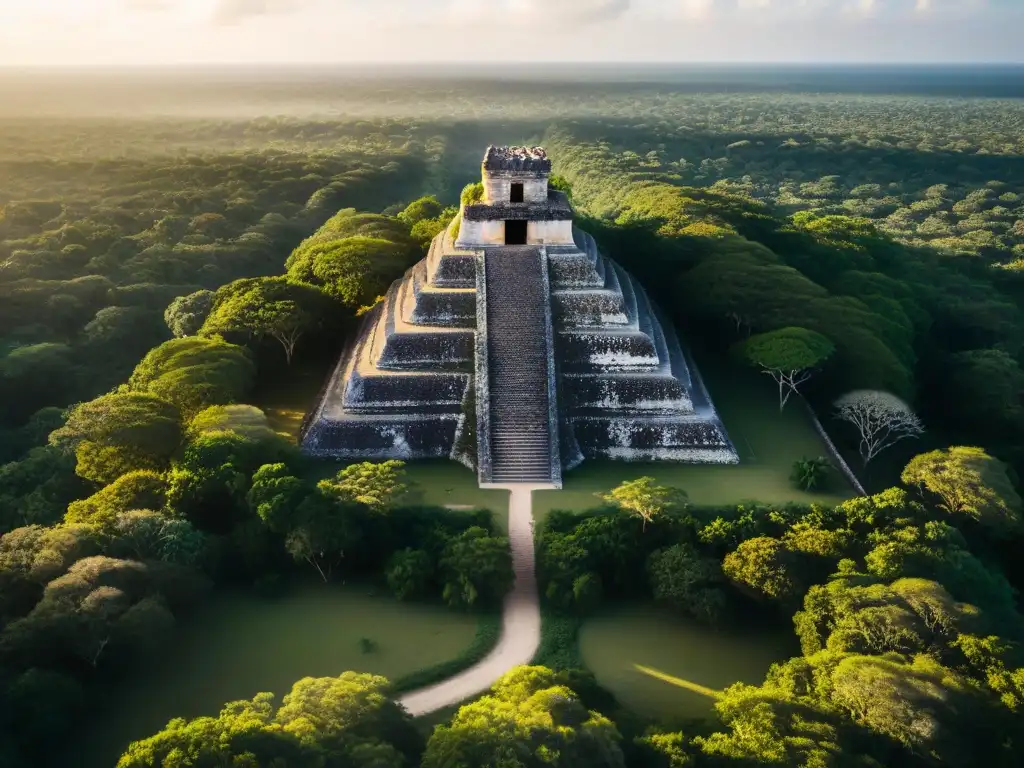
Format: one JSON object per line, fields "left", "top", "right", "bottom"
{"left": 301, "top": 146, "right": 739, "bottom": 486}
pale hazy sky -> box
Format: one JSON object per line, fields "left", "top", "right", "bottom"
{"left": 0, "top": 0, "right": 1021, "bottom": 66}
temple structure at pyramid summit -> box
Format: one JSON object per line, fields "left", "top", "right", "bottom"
{"left": 301, "top": 146, "right": 738, "bottom": 488}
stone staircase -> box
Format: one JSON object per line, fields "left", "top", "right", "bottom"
{"left": 481, "top": 247, "right": 559, "bottom": 485}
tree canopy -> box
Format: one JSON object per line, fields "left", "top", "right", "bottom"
{"left": 422, "top": 666, "right": 625, "bottom": 768}
{"left": 734, "top": 326, "right": 835, "bottom": 410}
{"left": 902, "top": 446, "right": 1023, "bottom": 536}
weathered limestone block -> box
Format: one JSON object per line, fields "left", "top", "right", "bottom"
{"left": 377, "top": 330, "right": 474, "bottom": 370}
{"left": 527, "top": 219, "right": 574, "bottom": 245}
{"left": 430, "top": 253, "right": 477, "bottom": 287}
{"left": 409, "top": 289, "right": 476, "bottom": 328}
{"left": 303, "top": 415, "right": 460, "bottom": 459}
{"left": 558, "top": 331, "right": 660, "bottom": 371}
{"left": 484, "top": 174, "right": 548, "bottom": 204}
{"left": 457, "top": 219, "right": 504, "bottom": 247}
{"left": 552, "top": 291, "right": 629, "bottom": 326}
{"left": 344, "top": 371, "right": 469, "bottom": 410}
{"left": 548, "top": 253, "right": 604, "bottom": 288}
{"left": 562, "top": 374, "right": 693, "bottom": 413}
{"left": 572, "top": 416, "right": 738, "bottom": 464}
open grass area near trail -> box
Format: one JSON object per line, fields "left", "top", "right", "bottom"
{"left": 578, "top": 603, "right": 797, "bottom": 721}
{"left": 534, "top": 359, "right": 856, "bottom": 520}
{"left": 73, "top": 584, "right": 485, "bottom": 768}
{"left": 308, "top": 459, "right": 511, "bottom": 533}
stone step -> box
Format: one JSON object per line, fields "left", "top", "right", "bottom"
{"left": 480, "top": 245, "right": 558, "bottom": 485}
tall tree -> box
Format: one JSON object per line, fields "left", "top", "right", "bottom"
{"left": 128, "top": 336, "right": 255, "bottom": 418}
{"left": 834, "top": 390, "right": 924, "bottom": 465}
{"left": 647, "top": 543, "right": 727, "bottom": 624}
{"left": 722, "top": 536, "right": 805, "bottom": 606}
{"left": 163, "top": 290, "right": 215, "bottom": 338}
{"left": 284, "top": 493, "right": 362, "bottom": 583}
{"left": 601, "top": 477, "right": 686, "bottom": 532}
{"left": 734, "top": 327, "right": 834, "bottom": 411}
{"left": 49, "top": 393, "right": 183, "bottom": 483}
{"left": 202, "top": 276, "right": 330, "bottom": 365}
{"left": 317, "top": 460, "right": 408, "bottom": 512}
{"left": 439, "top": 526, "right": 514, "bottom": 609}
{"left": 117, "top": 672, "right": 419, "bottom": 768}
{"left": 902, "top": 446, "right": 1023, "bottom": 536}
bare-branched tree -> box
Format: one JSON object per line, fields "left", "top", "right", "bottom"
{"left": 834, "top": 390, "right": 924, "bottom": 465}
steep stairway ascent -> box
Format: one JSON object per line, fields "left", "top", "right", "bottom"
{"left": 478, "top": 247, "right": 560, "bottom": 486}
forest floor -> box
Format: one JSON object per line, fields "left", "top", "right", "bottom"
{"left": 578, "top": 603, "right": 798, "bottom": 722}
{"left": 74, "top": 584, "right": 483, "bottom": 768}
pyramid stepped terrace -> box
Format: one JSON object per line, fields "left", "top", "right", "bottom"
{"left": 302, "top": 146, "right": 738, "bottom": 486}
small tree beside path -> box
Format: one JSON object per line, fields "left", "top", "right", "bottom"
{"left": 734, "top": 327, "right": 834, "bottom": 411}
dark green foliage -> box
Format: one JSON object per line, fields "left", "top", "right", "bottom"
{"left": 439, "top": 526, "right": 514, "bottom": 610}
{"left": 127, "top": 336, "right": 256, "bottom": 418}
{"left": 386, "top": 548, "right": 433, "bottom": 601}
{"left": 163, "top": 290, "right": 215, "bottom": 338}
{"left": 284, "top": 208, "right": 420, "bottom": 311}
{"left": 48, "top": 392, "right": 183, "bottom": 483}
{"left": 115, "top": 672, "right": 422, "bottom": 768}
{"left": 647, "top": 544, "right": 727, "bottom": 624}
{"left": 792, "top": 456, "right": 833, "bottom": 492}
{"left": 422, "top": 666, "right": 625, "bottom": 768}
{"left": 201, "top": 276, "right": 337, "bottom": 365}
{"left": 902, "top": 446, "right": 1023, "bottom": 536}
{"left": 0, "top": 344, "right": 78, "bottom": 425}
{"left": 722, "top": 535, "right": 807, "bottom": 606}
{"left": 0, "top": 447, "right": 85, "bottom": 535}
{"left": 533, "top": 614, "right": 585, "bottom": 671}
{"left": 734, "top": 327, "right": 835, "bottom": 410}
{"left": 398, "top": 196, "right": 444, "bottom": 225}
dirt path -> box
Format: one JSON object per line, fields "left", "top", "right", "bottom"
{"left": 398, "top": 484, "right": 545, "bottom": 716}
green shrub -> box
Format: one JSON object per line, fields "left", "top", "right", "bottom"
{"left": 790, "top": 456, "right": 832, "bottom": 491}
{"left": 460, "top": 183, "right": 484, "bottom": 206}
{"left": 532, "top": 613, "right": 583, "bottom": 670}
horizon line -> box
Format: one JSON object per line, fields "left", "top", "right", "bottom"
{"left": 2, "top": 61, "right": 1023, "bottom": 70}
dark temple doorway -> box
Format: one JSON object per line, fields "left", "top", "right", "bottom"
{"left": 510, "top": 182, "right": 524, "bottom": 202}
{"left": 505, "top": 220, "right": 527, "bottom": 245}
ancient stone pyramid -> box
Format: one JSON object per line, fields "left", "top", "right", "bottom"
{"left": 302, "top": 146, "right": 738, "bottom": 486}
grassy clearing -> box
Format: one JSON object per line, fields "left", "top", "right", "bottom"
{"left": 578, "top": 603, "right": 797, "bottom": 721}
{"left": 308, "top": 459, "right": 511, "bottom": 533}
{"left": 535, "top": 359, "right": 855, "bottom": 520}
{"left": 75, "top": 584, "right": 484, "bottom": 768}
{"left": 392, "top": 613, "right": 502, "bottom": 694}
